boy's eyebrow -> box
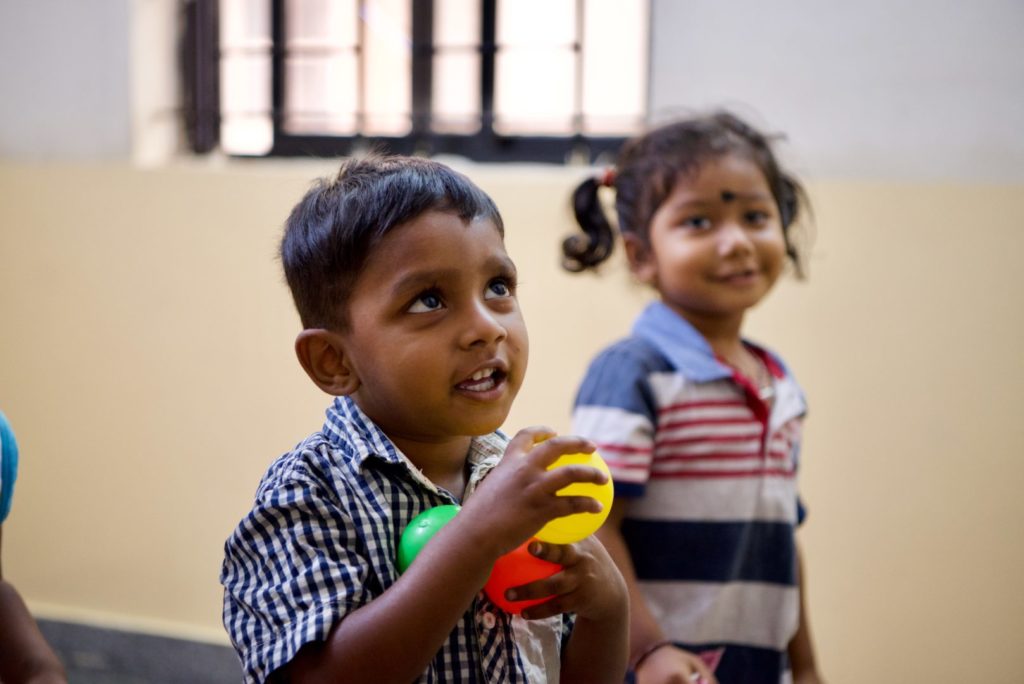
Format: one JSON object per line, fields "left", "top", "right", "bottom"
{"left": 389, "top": 255, "right": 517, "bottom": 297}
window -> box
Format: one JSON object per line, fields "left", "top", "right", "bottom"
{"left": 184, "top": 0, "right": 649, "bottom": 162}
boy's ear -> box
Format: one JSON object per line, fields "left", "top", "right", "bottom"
{"left": 294, "top": 329, "right": 360, "bottom": 396}
{"left": 623, "top": 234, "right": 657, "bottom": 286}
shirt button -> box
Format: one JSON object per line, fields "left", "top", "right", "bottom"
{"left": 480, "top": 611, "right": 497, "bottom": 629}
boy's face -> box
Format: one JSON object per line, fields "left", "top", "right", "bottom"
{"left": 339, "top": 210, "right": 528, "bottom": 445}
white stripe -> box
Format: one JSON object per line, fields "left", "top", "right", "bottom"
{"left": 571, "top": 405, "right": 653, "bottom": 451}
{"left": 622, "top": 477, "right": 799, "bottom": 522}
{"left": 657, "top": 421, "right": 761, "bottom": 441}
{"left": 652, "top": 459, "right": 776, "bottom": 475}
{"left": 655, "top": 437, "right": 762, "bottom": 457}
{"left": 649, "top": 372, "right": 737, "bottom": 405}
{"left": 641, "top": 581, "right": 799, "bottom": 650}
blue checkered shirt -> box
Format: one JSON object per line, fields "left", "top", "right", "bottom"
{"left": 221, "top": 396, "right": 573, "bottom": 683}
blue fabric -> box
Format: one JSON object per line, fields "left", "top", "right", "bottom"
{"left": 0, "top": 409, "right": 19, "bottom": 524}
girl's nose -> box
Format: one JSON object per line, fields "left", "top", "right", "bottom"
{"left": 717, "top": 220, "right": 754, "bottom": 257}
{"left": 460, "top": 300, "right": 507, "bottom": 349}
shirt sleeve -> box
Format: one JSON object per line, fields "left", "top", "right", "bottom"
{"left": 221, "top": 461, "right": 374, "bottom": 684}
{"left": 571, "top": 342, "right": 660, "bottom": 498}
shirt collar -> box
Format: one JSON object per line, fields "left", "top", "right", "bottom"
{"left": 322, "top": 395, "right": 505, "bottom": 496}
{"left": 632, "top": 301, "right": 734, "bottom": 382}
{"left": 633, "top": 301, "right": 789, "bottom": 382}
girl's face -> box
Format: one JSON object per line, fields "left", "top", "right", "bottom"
{"left": 627, "top": 154, "right": 787, "bottom": 330}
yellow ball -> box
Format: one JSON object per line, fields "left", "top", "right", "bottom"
{"left": 535, "top": 451, "right": 614, "bottom": 544}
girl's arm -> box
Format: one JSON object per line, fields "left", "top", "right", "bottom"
{"left": 595, "top": 503, "right": 716, "bottom": 684}
{"left": 787, "top": 543, "right": 823, "bottom": 684}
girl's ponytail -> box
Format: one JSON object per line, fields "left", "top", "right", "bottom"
{"left": 562, "top": 173, "right": 616, "bottom": 272}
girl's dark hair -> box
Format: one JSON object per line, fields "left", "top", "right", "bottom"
{"left": 281, "top": 155, "right": 503, "bottom": 330}
{"left": 562, "top": 111, "right": 808, "bottom": 276}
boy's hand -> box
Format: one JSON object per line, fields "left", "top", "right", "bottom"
{"left": 461, "top": 427, "right": 608, "bottom": 557}
{"left": 505, "top": 537, "right": 627, "bottom": 623}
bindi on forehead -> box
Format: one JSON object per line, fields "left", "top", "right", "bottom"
{"left": 720, "top": 190, "right": 736, "bottom": 203}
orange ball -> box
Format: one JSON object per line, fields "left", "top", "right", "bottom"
{"left": 484, "top": 539, "right": 561, "bottom": 614}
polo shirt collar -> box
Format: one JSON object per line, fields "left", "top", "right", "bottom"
{"left": 632, "top": 301, "right": 735, "bottom": 382}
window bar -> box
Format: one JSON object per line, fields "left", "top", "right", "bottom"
{"left": 411, "top": 0, "right": 434, "bottom": 144}
{"left": 183, "top": 0, "right": 220, "bottom": 153}
{"left": 270, "top": 0, "right": 285, "bottom": 138}
{"left": 479, "top": 0, "right": 496, "bottom": 135}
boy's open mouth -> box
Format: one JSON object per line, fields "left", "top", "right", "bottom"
{"left": 456, "top": 367, "right": 507, "bottom": 392}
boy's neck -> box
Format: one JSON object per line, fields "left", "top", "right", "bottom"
{"left": 391, "top": 434, "right": 473, "bottom": 500}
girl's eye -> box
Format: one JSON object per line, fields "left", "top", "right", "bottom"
{"left": 745, "top": 210, "right": 772, "bottom": 225}
{"left": 485, "top": 278, "right": 514, "bottom": 300}
{"left": 408, "top": 291, "right": 443, "bottom": 313}
{"left": 681, "top": 216, "right": 712, "bottom": 230}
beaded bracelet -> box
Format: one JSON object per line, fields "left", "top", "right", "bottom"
{"left": 630, "top": 639, "right": 674, "bottom": 671}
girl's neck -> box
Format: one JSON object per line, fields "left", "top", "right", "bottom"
{"left": 668, "top": 303, "right": 747, "bottom": 363}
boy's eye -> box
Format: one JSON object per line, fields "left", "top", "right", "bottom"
{"left": 408, "top": 291, "right": 443, "bottom": 313}
{"left": 484, "top": 278, "right": 514, "bottom": 300}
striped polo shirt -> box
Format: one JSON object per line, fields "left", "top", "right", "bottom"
{"left": 572, "top": 301, "right": 806, "bottom": 684}
{"left": 221, "top": 396, "right": 571, "bottom": 683}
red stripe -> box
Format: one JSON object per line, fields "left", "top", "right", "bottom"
{"left": 655, "top": 432, "right": 760, "bottom": 447}
{"left": 595, "top": 443, "right": 650, "bottom": 456}
{"left": 654, "top": 450, "right": 790, "bottom": 463}
{"left": 649, "top": 468, "right": 795, "bottom": 479}
{"left": 658, "top": 417, "right": 758, "bottom": 431}
{"left": 657, "top": 399, "right": 747, "bottom": 414}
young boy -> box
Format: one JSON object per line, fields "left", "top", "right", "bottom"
{"left": 0, "top": 410, "right": 67, "bottom": 684}
{"left": 221, "top": 156, "right": 628, "bottom": 683}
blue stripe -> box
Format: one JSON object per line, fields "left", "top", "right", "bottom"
{"left": 623, "top": 519, "right": 797, "bottom": 585}
{"left": 574, "top": 337, "right": 668, "bottom": 415}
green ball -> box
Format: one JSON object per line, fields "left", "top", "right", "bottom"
{"left": 397, "top": 504, "right": 460, "bottom": 573}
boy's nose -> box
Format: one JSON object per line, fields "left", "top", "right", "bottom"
{"left": 460, "top": 301, "right": 507, "bottom": 349}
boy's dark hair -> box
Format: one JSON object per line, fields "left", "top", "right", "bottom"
{"left": 281, "top": 155, "right": 504, "bottom": 330}
{"left": 563, "top": 111, "right": 809, "bottom": 276}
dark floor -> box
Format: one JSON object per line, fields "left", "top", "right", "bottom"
{"left": 38, "top": 619, "right": 242, "bottom": 684}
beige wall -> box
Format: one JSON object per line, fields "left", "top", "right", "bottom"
{"left": 1, "top": 161, "right": 1022, "bottom": 681}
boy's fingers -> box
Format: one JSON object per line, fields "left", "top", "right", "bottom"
{"left": 524, "top": 435, "right": 597, "bottom": 467}
{"left": 507, "top": 426, "right": 557, "bottom": 456}
{"left": 545, "top": 464, "right": 609, "bottom": 493}
{"left": 528, "top": 540, "right": 576, "bottom": 566}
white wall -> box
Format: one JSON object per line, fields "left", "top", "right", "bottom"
{"left": 649, "top": 0, "right": 1024, "bottom": 181}
{"left": 0, "top": 0, "right": 132, "bottom": 160}
{"left": 2, "top": 1, "right": 1023, "bottom": 181}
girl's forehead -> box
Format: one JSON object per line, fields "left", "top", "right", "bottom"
{"left": 668, "top": 154, "right": 772, "bottom": 198}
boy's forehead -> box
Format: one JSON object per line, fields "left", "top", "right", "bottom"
{"left": 358, "top": 211, "right": 511, "bottom": 286}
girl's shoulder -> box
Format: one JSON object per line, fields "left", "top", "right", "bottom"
{"left": 582, "top": 334, "right": 674, "bottom": 383}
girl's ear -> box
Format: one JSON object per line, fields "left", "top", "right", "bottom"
{"left": 295, "top": 329, "right": 361, "bottom": 396}
{"left": 623, "top": 234, "right": 658, "bottom": 286}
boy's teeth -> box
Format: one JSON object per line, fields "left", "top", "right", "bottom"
{"left": 471, "top": 369, "right": 492, "bottom": 381}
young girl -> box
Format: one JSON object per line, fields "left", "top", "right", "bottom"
{"left": 563, "top": 112, "right": 822, "bottom": 684}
